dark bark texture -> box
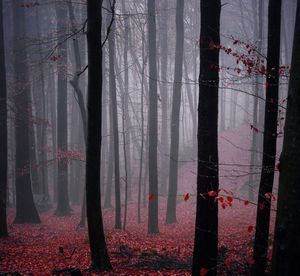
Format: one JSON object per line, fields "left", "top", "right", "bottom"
{"left": 0, "top": 0, "right": 8, "bottom": 237}
{"left": 86, "top": 0, "right": 112, "bottom": 271}
{"left": 252, "top": 0, "right": 282, "bottom": 274}
{"left": 13, "top": 0, "right": 40, "bottom": 224}
{"left": 192, "top": 0, "right": 221, "bottom": 275}
{"left": 271, "top": 1, "right": 300, "bottom": 275}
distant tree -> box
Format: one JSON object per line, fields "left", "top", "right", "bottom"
{"left": 166, "top": 0, "right": 184, "bottom": 224}
{"left": 252, "top": 0, "right": 282, "bottom": 274}
{"left": 158, "top": 0, "right": 169, "bottom": 194}
{"left": 147, "top": 0, "right": 159, "bottom": 235}
{"left": 85, "top": 0, "right": 112, "bottom": 271}
{"left": 13, "top": 0, "right": 40, "bottom": 224}
{"left": 107, "top": 0, "right": 121, "bottom": 229}
{"left": 0, "top": 0, "right": 8, "bottom": 237}
{"left": 54, "top": 1, "right": 72, "bottom": 216}
{"left": 271, "top": 1, "right": 300, "bottom": 275}
{"left": 192, "top": 0, "right": 221, "bottom": 275}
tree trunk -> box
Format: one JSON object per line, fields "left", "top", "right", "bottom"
{"left": 107, "top": 5, "right": 121, "bottom": 229}
{"left": 192, "top": 0, "right": 221, "bottom": 275}
{"left": 271, "top": 1, "right": 300, "bottom": 275}
{"left": 166, "top": 0, "right": 184, "bottom": 224}
{"left": 55, "top": 1, "right": 71, "bottom": 216}
{"left": 158, "top": 0, "right": 169, "bottom": 194}
{"left": 0, "top": 0, "right": 8, "bottom": 237}
{"left": 86, "top": 0, "right": 112, "bottom": 271}
{"left": 13, "top": 0, "right": 40, "bottom": 224}
{"left": 147, "top": 0, "right": 159, "bottom": 235}
{"left": 252, "top": 0, "right": 282, "bottom": 274}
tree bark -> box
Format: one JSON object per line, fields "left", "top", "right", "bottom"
{"left": 55, "top": 1, "right": 71, "bottom": 216}
{"left": 192, "top": 0, "right": 221, "bottom": 274}
{"left": 166, "top": 0, "right": 184, "bottom": 224}
{"left": 0, "top": 0, "right": 8, "bottom": 237}
{"left": 86, "top": 0, "right": 112, "bottom": 271}
{"left": 13, "top": 0, "right": 40, "bottom": 224}
{"left": 252, "top": 0, "right": 282, "bottom": 274}
{"left": 271, "top": 1, "right": 300, "bottom": 275}
{"left": 147, "top": 0, "right": 159, "bottom": 234}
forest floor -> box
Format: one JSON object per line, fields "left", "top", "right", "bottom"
{"left": 0, "top": 200, "right": 275, "bottom": 276}
{"left": 0, "top": 125, "right": 279, "bottom": 275}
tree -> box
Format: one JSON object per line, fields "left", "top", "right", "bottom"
{"left": 166, "top": 0, "right": 184, "bottom": 224}
{"left": 252, "top": 0, "right": 282, "bottom": 274}
{"left": 192, "top": 0, "right": 221, "bottom": 275}
{"left": 147, "top": 0, "right": 159, "bottom": 235}
{"left": 55, "top": 1, "right": 72, "bottom": 216}
{"left": 271, "top": 1, "right": 300, "bottom": 275}
{"left": 107, "top": 0, "right": 121, "bottom": 229}
{"left": 13, "top": 0, "right": 40, "bottom": 224}
{"left": 85, "top": 0, "right": 112, "bottom": 271}
{"left": 0, "top": 0, "right": 8, "bottom": 237}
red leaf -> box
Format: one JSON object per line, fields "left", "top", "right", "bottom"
{"left": 221, "top": 202, "right": 227, "bottom": 209}
{"left": 249, "top": 258, "right": 255, "bottom": 266}
{"left": 208, "top": 190, "right": 217, "bottom": 197}
{"left": 148, "top": 194, "right": 154, "bottom": 201}
{"left": 200, "top": 268, "right": 208, "bottom": 276}
{"left": 209, "top": 40, "right": 215, "bottom": 49}
{"left": 183, "top": 193, "right": 190, "bottom": 202}
{"left": 215, "top": 196, "right": 224, "bottom": 203}
{"left": 224, "top": 258, "right": 231, "bottom": 268}
{"left": 247, "top": 225, "right": 254, "bottom": 233}
{"left": 227, "top": 196, "right": 233, "bottom": 203}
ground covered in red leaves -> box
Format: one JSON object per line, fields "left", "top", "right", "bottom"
{"left": 1, "top": 126, "right": 278, "bottom": 275}
{"left": 0, "top": 199, "right": 275, "bottom": 275}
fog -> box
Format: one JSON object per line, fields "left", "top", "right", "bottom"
{"left": 0, "top": 0, "right": 298, "bottom": 275}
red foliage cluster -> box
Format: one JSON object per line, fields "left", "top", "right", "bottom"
{"left": 208, "top": 38, "right": 290, "bottom": 78}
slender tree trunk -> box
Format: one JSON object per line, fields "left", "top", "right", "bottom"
{"left": 158, "top": 0, "right": 169, "bottom": 194}
{"left": 108, "top": 2, "right": 121, "bottom": 229}
{"left": 138, "top": 28, "right": 146, "bottom": 223}
{"left": 121, "top": 1, "right": 132, "bottom": 201}
{"left": 252, "top": 1, "right": 282, "bottom": 274}
{"left": 166, "top": 0, "right": 184, "bottom": 224}
{"left": 55, "top": 1, "right": 71, "bottom": 216}
{"left": 192, "top": 0, "right": 221, "bottom": 274}
{"left": 147, "top": 0, "right": 159, "bottom": 234}
{"left": 0, "top": 0, "right": 8, "bottom": 237}
{"left": 86, "top": 0, "right": 112, "bottom": 271}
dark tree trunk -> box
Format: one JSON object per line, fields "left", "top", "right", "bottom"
{"left": 13, "top": 0, "right": 40, "bottom": 224}
{"left": 271, "top": 2, "right": 300, "bottom": 275}
{"left": 192, "top": 0, "right": 221, "bottom": 275}
{"left": 147, "top": 0, "right": 159, "bottom": 235}
{"left": 166, "top": 0, "right": 184, "bottom": 224}
{"left": 86, "top": 0, "right": 112, "bottom": 271}
{"left": 0, "top": 0, "right": 8, "bottom": 237}
{"left": 252, "top": 0, "right": 282, "bottom": 274}
{"left": 55, "top": 1, "right": 71, "bottom": 216}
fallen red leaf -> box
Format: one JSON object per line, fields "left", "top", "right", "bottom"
{"left": 183, "top": 193, "right": 190, "bottom": 202}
